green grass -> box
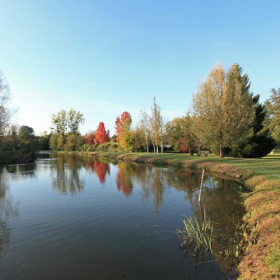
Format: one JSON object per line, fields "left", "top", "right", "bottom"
{"left": 265, "top": 246, "right": 280, "bottom": 274}
{"left": 84, "top": 151, "right": 280, "bottom": 182}
{"left": 61, "top": 150, "right": 280, "bottom": 278}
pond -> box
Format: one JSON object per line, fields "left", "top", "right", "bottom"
{"left": 0, "top": 153, "right": 245, "bottom": 279}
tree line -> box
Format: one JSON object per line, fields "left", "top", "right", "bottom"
{"left": 1, "top": 63, "right": 280, "bottom": 161}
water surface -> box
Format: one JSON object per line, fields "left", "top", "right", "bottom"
{"left": 0, "top": 153, "right": 244, "bottom": 279}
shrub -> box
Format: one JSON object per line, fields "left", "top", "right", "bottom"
{"left": 108, "top": 142, "right": 119, "bottom": 152}
{"left": 79, "top": 144, "right": 93, "bottom": 152}
{"left": 65, "top": 134, "right": 85, "bottom": 151}
{"left": 96, "top": 142, "right": 110, "bottom": 151}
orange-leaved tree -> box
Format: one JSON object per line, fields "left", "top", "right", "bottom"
{"left": 94, "top": 122, "right": 110, "bottom": 144}
{"left": 115, "top": 111, "right": 132, "bottom": 151}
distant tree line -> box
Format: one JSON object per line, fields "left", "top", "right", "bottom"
{"left": 0, "top": 71, "right": 49, "bottom": 163}
{"left": 1, "top": 63, "right": 280, "bottom": 161}
{"left": 55, "top": 63, "right": 277, "bottom": 158}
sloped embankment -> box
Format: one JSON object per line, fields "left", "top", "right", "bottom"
{"left": 60, "top": 151, "right": 280, "bottom": 279}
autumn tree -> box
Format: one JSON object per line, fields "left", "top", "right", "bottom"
{"left": 0, "top": 71, "right": 11, "bottom": 136}
{"left": 131, "top": 126, "right": 146, "bottom": 152}
{"left": 50, "top": 109, "right": 85, "bottom": 150}
{"left": 65, "top": 133, "right": 84, "bottom": 151}
{"left": 84, "top": 131, "right": 96, "bottom": 145}
{"left": 115, "top": 111, "right": 132, "bottom": 141}
{"left": 150, "top": 98, "right": 165, "bottom": 153}
{"left": 115, "top": 111, "right": 132, "bottom": 151}
{"left": 49, "top": 133, "right": 59, "bottom": 151}
{"left": 67, "top": 108, "right": 85, "bottom": 134}
{"left": 51, "top": 110, "right": 68, "bottom": 136}
{"left": 266, "top": 88, "right": 280, "bottom": 145}
{"left": 94, "top": 122, "right": 110, "bottom": 144}
{"left": 192, "top": 63, "right": 254, "bottom": 158}
{"left": 57, "top": 134, "right": 65, "bottom": 151}
{"left": 139, "top": 109, "right": 151, "bottom": 152}
{"left": 165, "top": 114, "right": 198, "bottom": 154}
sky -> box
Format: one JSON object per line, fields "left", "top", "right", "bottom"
{"left": 0, "top": 0, "right": 280, "bottom": 135}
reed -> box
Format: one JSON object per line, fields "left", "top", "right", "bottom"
{"left": 178, "top": 208, "right": 214, "bottom": 253}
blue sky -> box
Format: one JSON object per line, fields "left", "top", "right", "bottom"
{"left": 1, "top": 0, "right": 280, "bottom": 135}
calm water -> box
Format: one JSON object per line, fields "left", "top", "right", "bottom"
{"left": 0, "top": 153, "right": 244, "bottom": 280}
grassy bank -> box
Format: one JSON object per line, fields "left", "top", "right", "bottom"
{"left": 59, "top": 151, "right": 280, "bottom": 279}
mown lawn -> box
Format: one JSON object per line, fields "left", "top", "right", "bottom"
{"left": 63, "top": 149, "right": 280, "bottom": 278}
{"left": 99, "top": 151, "right": 280, "bottom": 182}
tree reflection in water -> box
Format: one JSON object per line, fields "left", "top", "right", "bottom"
{"left": 174, "top": 173, "right": 245, "bottom": 273}
{"left": 108, "top": 161, "right": 244, "bottom": 272}
{"left": 51, "top": 154, "right": 85, "bottom": 195}
{"left": 0, "top": 154, "right": 245, "bottom": 276}
{"left": 0, "top": 166, "right": 19, "bottom": 258}
{"left": 116, "top": 162, "right": 134, "bottom": 196}
{"left": 84, "top": 159, "right": 110, "bottom": 184}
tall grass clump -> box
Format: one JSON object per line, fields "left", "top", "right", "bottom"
{"left": 178, "top": 208, "right": 214, "bottom": 253}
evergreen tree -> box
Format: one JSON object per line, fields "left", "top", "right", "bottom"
{"left": 225, "top": 65, "right": 275, "bottom": 157}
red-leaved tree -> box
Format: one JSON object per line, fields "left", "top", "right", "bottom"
{"left": 84, "top": 131, "right": 95, "bottom": 145}
{"left": 115, "top": 111, "right": 132, "bottom": 142}
{"left": 94, "top": 122, "right": 110, "bottom": 144}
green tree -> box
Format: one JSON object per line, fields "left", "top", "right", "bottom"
{"left": 192, "top": 63, "right": 254, "bottom": 158}
{"left": 150, "top": 98, "right": 165, "bottom": 153}
{"left": 51, "top": 110, "right": 68, "bottom": 136}
{"left": 0, "top": 71, "right": 11, "bottom": 136}
{"left": 49, "top": 133, "right": 59, "bottom": 151}
{"left": 57, "top": 134, "right": 65, "bottom": 151}
{"left": 139, "top": 110, "right": 151, "bottom": 153}
{"left": 38, "top": 131, "right": 50, "bottom": 150}
{"left": 51, "top": 109, "right": 85, "bottom": 151}
{"left": 131, "top": 126, "right": 146, "bottom": 152}
{"left": 232, "top": 95, "right": 275, "bottom": 157}
{"left": 19, "top": 125, "right": 34, "bottom": 140}
{"left": 266, "top": 88, "right": 280, "bottom": 145}
{"left": 222, "top": 65, "right": 275, "bottom": 157}
{"left": 165, "top": 114, "right": 198, "bottom": 154}
{"left": 65, "top": 133, "right": 84, "bottom": 151}
{"left": 67, "top": 108, "right": 85, "bottom": 134}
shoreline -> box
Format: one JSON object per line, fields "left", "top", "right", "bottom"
{"left": 58, "top": 151, "right": 280, "bottom": 279}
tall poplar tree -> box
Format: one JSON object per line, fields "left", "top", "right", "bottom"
{"left": 150, "top": 98, "right": 165, "bottom": 153}
{"left": 266, "top": 88, "right": 280, "bottom": 146}
{"left": 139, "top": 110, "right": 151, "bottom": 153}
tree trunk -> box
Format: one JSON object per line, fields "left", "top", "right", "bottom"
{"left": 145, "top": 137, "right": 149, "bottom": 153}
{"left": 161, "top": 143, "right": 163, "bottom": 153}
{"left": 156, "top": 145, "right": 159, "bottom": 153}
{"left": 220, "top": 141, "right": 223, "bottom": 158}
